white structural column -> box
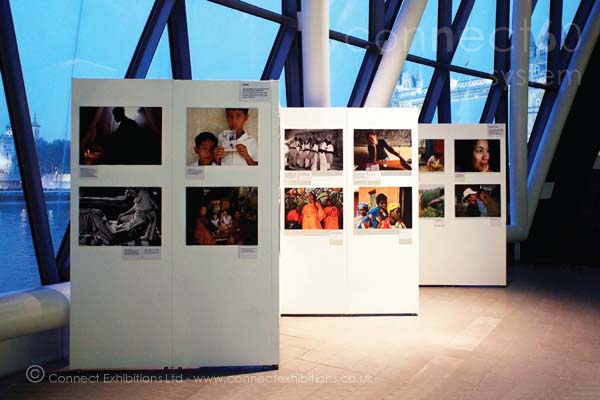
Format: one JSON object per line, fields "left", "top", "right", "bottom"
{"left": 364, "top": 1, "right": 428, "bottom": 107}
{"left": 506, "top": 0, "right": 532, "bottom": 241}
{"left": 301, "top": 0, "right": 330, "bottom": 107}
{"left": 526, "top": 1, "right": 600, "bottom": 229}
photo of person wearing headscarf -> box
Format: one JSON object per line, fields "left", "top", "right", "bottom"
{"left": 284, "top": 188, "right": 343, "bottom": 230}
{"left": 354, "top": 187, "right": 412, "bottom": 230}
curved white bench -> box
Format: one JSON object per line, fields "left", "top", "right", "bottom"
{"left": 0, "top": 283, "right": 70, "bottom": 341}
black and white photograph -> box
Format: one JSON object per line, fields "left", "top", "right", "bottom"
{"left": 79, "top": 187, "right": 161, "bottom": 246}
{"left": 79, "top": 107, "right": 162, "bottom": 165}
{"left": 354, "top": 129, "right": 412, "bottom": 171}
{"left": 284, "top": 129, "right": 343, "bottom": 171}
{"left": 455, "top": 184, "right": 501, "bottom": 218}
{"left": 186, "top": 187, "right": 258, "bottom": 245}
{"left": 187, "top": 108, "right": 259, "bottom": 167}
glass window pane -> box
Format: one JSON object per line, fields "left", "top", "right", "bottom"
{"left": 562, "top": 1, "right": 580, "bottom": 47}
{"left": 146, "top": 29, "right": 172, "bottom": 79}
{"left": 450, "top": 72, "right": 493, "bottom": 123}
{"left": 72, "top": 0, "right": 155, "bottom": 78}
{"left": 0, "top": 80, "right": 42, "bottom": 293}
{"left": 452, "top": 1, "right": 496, "bottom": 73}
{"left": 409, "top": 0, "right": 437, "bottom": 60}
{"left": 390, "top": 61, "right": 434, "bottom": 114}
{"left": 330, "top": 41, "right": 365, "bottom": 106}
{"left": 528, "top": 88, "right": 545, "bottom": 140}
{"left": 330, "top": 0, "right": 369, "bottom": 40}
{"left": 530, "top": 0, "right": 550, "bottom": 83}
{"left": 186, "top": 2, "right": 279, "bottom": 80}
{"left": 245, "top": 0, "right": 280, "bottom": 13}
{"left": 279, "top": 70, "right": 287, "bottom": 107}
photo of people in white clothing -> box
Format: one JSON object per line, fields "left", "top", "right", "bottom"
{"left": 284, "top": 129, "right": 343, "bottom": 172}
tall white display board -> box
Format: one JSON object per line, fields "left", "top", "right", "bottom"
{"left": 71, "top": 79, "right": 279, "bottom": 369}
{"left": 280, "top": 108, "right": 419, "bottom": 314}
{"left": 418, "top": 124, "right": 506, "bottom": 286}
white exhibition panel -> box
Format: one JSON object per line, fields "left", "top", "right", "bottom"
{"left": 347, "top": 109, "right": 419, "bottom": 314}
{"left": 280, "top": 109, "right": 348, "bottom": 314}
{"left": 171, "top": 81, "right": 279, "bottom": 367}
{"left": 71, "top": 79, "right": 279, "bottom": 370}
{"left": 70, "top": 79, "right": 173, "bottom": 369}
{"left": 280, "top": 108, "right": 419, "bottom": 314}
{"left": 419, "top": 124, "right": 507, "bottom": 286}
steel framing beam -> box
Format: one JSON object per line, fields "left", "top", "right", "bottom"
{"left": 168, "top": 0, "right": 192, "bottom": 79}
{"left": 209, "top": 0, "right": 294, "bottom": 25}
{"left": 282, "top": 0, "right": 303, "bottom": 106}
{"left": 437, "top": 0, "right": 452, "bottom": 122}
{"left": 419, "top": 0, "right": 475, "bottom": 123}
{"left": 0, "top": 0, "right": 59, "bottom": 285}
{"left": 527, "top": 0, "right": 595, "bottom": 170}
{"left": 348, "top": 0, "right": 402, "bottom": 107}
{"left": 126, "top": 0, "right": 176, "bottom": 79}
{"left": 262, "top": 23, "right": 296, "bottom": 80}
{"left": 480, "top": 0, "right": 510, "bottom": 123}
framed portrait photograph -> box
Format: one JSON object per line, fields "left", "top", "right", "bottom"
{"left": 79, "top": 107, "right": 162, "bottom": 165}
{"left": 79, "top": 187, "right": 161, "bottom": 246}
{"left": 186, "top": 108, "right": 259, "bottom": 167}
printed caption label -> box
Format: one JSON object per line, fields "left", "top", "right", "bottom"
{"left": 240, "top": 82, "right": 272, "bottom": 102}
{"left": 80, "top": 166, "right": 98, "bottom": 178}
{"left": 239, "top": 246, "right": 258, "bottom": 259}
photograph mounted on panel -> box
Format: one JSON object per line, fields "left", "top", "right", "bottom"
{"left": 79, "top": 187, "right": 161, "bottom": 246}
{"left": 284, "top": 188, "right": 343, "bottom": 230}
{"left": 187, "top": 108, "right": 259, "bottom": 167}
{"left": 419, "top": 185, "right": 445, "bottom": 218}
{"left": 79, "top": 107, "right": 162, "bottom": 165}
{"left": 454, "top": 139, "right": 500, "bottom": 173}
{"left": 418, "top": 139, "right": 444, "bottom": 172}
{"left": 455, "top": 184, "right": 501, "bottom": 217}
{"left": 353, "top": 129, "right": 412, "bottom": 171}
{"left": 354, "top": 187, "right": 412, "bottom": 229}
{"left": 186, "top": 187, "right": 258, "bottom": 245}
{"left": 284, "top": 129, "right": 343, "bottom": 171}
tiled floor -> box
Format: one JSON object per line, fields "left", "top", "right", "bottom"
{"left": 3, "top": 264, "right": 600, "bottom": 399}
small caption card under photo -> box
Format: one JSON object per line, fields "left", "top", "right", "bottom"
{"left": 285, "top": 171, "right": 312, "bottom": 185}
{"left": 433, "top": 218, "right": 445, "bottom": 227}
{"left": 80, "top": 166, "right": 98, "bottom": 179}
{"left": 490, "top": 218, "right": 503, "bottom": 227}
{"left": 487, "top": 124, "right": 505, "bottom": 137}
{"left": 354, "top": 171, "right": 381, "bottom": 186}
{"left": 186, "top": 166, "right": 205, "bottom": 179}
{"left": 240, "top": 81, "right": 272, "bottom": 102}
{"left": 329, "top": 230, "right": 343, "bottom": 246}
{"left": 239, "top": 246, "right": 258, "bottom": 259}
{"left": 398, "top": 230, "right": 413, "bottom": 245}
{"left": 121, "top": 247, "right": 162, "bottom": 260}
